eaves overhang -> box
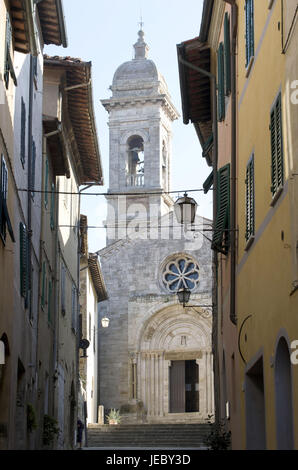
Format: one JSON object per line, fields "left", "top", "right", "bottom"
{"left": 44, "top": 55, "right": 104, "bottom": 185}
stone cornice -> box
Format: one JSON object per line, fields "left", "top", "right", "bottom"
{"left": 101, "top": 94, "right": 179, "bottom": 121}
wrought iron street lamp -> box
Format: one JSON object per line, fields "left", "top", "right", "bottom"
{"left": 177, "top": 287, "right": 212, "bottom": 311}
{"left": 101, "top": 317, "right": 110, "bottom": 328}
{"left": 174, "top": 193, "right": 198, "bottom": 225}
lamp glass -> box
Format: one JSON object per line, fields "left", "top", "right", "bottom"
{"left": 177, "top": 288, "right": 191, "bottom": 305}
{"left": 174, "top": 194, "right": 198, "bottom": 225}
{"left": 101, "top": 317, "right": 110, "bottom": 328}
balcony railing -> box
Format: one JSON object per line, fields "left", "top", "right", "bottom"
{"left": 126, "top": 174, "right": 144, "bottom": 187}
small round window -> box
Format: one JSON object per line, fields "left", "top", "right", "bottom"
{"left": 162, "top": 255, "right": 200, "bottom": 293}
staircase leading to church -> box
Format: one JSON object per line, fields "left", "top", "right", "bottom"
{"left": 87, "top": 423, "right": 212, "bottom": 449}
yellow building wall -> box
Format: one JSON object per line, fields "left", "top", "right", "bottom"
{"left": 236, "top": 0, "right": 298, "bottom": 449}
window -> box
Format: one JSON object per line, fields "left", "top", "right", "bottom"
{"left": 245, "top": 0, "right": 255, "bottom": 68}
{"left": 224, "top": 13, "right": 231, "bottom": 96}
{"left": 50, "top": 183, "right": 55, "bottom": 230}
{"left": 0, "top": 155, "right": 14, "bottom": 243}
{"left": 61, "top": 262, "right": 66, "bottom": 315}
{"left": 41, "top": 262, "right": 46, "bottom": 309}
{"left": 48, "top": 280, "right": 52, "bottom": 324}
{"left": 19, "top": 222, "right": 29, "bottom": 299}
{"left": 126, "top": 135, "right": 144, "bottom": 187}
{"left": 20, "top": 99, "right": 26, "bottom": 167}
{"left": 162, "top": 255, "right": 200, "bottom": 293}
{"left": 245, "top": 155, "right": 255, "bottom": 242}
{"left": 217, "top": 43, "right": 225, "bottom": 121}
{"left": 31, "top": 140, "right": 36, "bottom": 199}
{"left": 212, "top": 164, "right": 230, "bottom": 254}
{"left": 270, "top": 93, "right": 284, "bottom": 198}
{"left": 44, "top": 158, "right": 49, "bottom": 208}
{"left": 4, "top": 12, "right": 17, "bottom": 89}
{"left": 162, "top": 141, "right": 168, "bottom": 191}
{"left": 71, "top": 285, "right": 77, "bottom": 332}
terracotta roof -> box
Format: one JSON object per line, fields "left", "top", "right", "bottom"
{"left": 9, "top": 0, "right": 32, "bottom": 53}
{"left": 177, "top": 38, "right": 213, "bottom": 166}
{"left": 88, "top": 254, "right": 108, "bottom": 303}
{"left": 44, "top": 55, "right": 104, "bottom": 185}
{"left": 37, "top": 0, "right": 67, "bottom": 47}
{"left": 177, "top": 38, "right": 211, "bottom": 125}
{"left": 43, "top": 117, "right": 70, "bottom": 177}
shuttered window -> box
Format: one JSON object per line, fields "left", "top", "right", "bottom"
{"left": 48, "top": 280, "right": 52, "bottom": 323}
{"left": 31, "top": 140, "right": 36, "bottom": 199}
{"left": 212, "top": 164, "right": 230, "bottom": 254}
{"left": 61, "top": 262, "right": 66, "bottom": 315}
{"left": 217, "top": 42, "right": 225, "bottom": 121}
{"left": 21, "top": 99, "right": 26, "bottom": 167}
{"left": 245, "top": 155, "right": 255, "bottom": 241}
{"left": 20, "top": 222, "right": 29, "bottom": 298}
{"left": 270, "top": 93, "right": 284, "bottom": 197}
{"left": 0, "top": 155, "right": 14, "bottom": 244}
{"left": 41, "top": 261, "right": 46, "bottom": 308}
{"left": 44, "top": 158, "right": 49, "bottom": 208}
{"left": 245, "top": 0, "right": 255, "bottom": 67}
{"left": 4, "top": 12, "right": 17, "bottom": 89}
{"left": 224, "top": 13, "right": 231, "bottom": 96}
{"left": 71, "top": 285, "right": 77, "bottom": 332}
{"left": 50, "top": 183, "right": 55, "bottom": 230}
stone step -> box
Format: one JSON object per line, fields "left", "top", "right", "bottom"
{"left": 87, "top": 423, "right": 212, "bottom": 448}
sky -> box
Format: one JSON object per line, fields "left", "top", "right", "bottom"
{"left": 45, "top": 0, "right": 213, "bottom": 252}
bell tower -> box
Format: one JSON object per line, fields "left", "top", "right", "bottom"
{"left": 101, "top": 30, "right": 179, "bottom": 244}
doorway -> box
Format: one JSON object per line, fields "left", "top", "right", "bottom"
{"left": 169, "top": 360, "right": 199, "bottom": 413}
{"left": 245, "top": 356, "right": 266, "bottom": 449}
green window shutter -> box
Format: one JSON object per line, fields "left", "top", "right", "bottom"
{"left": 31, "top": 140, "right": 36, "bottom": 198}
{"left": 61, "top": 262, "right": 66, "bottom": 314}
{"left": 0, "top": 155, "right": 8, "bottom": 240}
{"left": 212, "top": 164, "right": 230, "bottom": 254}
{"left": 20, "top": 222, "right": 28, "bottom": 298}
{"left": 245, "top": 155, "right": 255, "bottom": 241}
{"left": 50, "top": 183, "right": 55, "bottom": 230}
{"left": 217, "top": 43, "right": 225, "bottom": 121}
{"left": 21, "top": 99, "right": 26, "bottom": 167}
{"left": 245, "top": 0, "right": 254, "bottom": 67}
{"left": 41, "top": 262, "right": 46, "bottom": 308}
{"left": 48, "top": 280, "right": 52, "bottom": 323}
{"left": 44, "top": 159, "right": 49, "bottom": 208}
{"left": 4, "top": 12, "right": 12, "bottom": 89}
{"left": 71, "top": 285, "right": 77, "bottom": 332}
{"left": 270, "top": 93, "right": 284, "bottom": 196}
{"left": 224, "top": 13, "right": 231, "bottom": 96}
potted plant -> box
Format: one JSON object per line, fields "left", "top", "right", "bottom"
{"left": 106, "top": 408, "right": 121, "bottom": 425}
{"left": 27, "top": 404, "right": 37, "bottom": 433}
{"left": 42, "top": 414, "right": 59, "bottom": 446}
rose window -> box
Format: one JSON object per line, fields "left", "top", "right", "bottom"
{"left": 162, "top": 256, "right": 200, "bottom": 293}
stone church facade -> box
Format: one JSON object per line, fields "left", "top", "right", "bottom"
{"left": 98, "top": 30, "right": 214, "bottom": 424}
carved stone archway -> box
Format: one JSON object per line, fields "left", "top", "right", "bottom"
{"left": 130, "top": 304, "right": 214, "bottom": 423}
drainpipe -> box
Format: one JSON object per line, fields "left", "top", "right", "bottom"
{"left": 27, "top": 53, "right": 34, "bottom": 331}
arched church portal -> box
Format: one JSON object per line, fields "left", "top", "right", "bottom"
{"left": 132, "top": 306, "right": 214, "bottom": 423}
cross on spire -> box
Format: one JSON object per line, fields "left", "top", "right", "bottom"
{"left": 139, "top": 16, "right": 144, "bottom": 31}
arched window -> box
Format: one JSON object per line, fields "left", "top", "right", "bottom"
{"left": 126, "top": 135, "right": 144, "bottom": 187}
{"left": 162, "top": 141, "right": 168, "bottom": 191}
{"left": 275, "top": 337, "right": 294, "bottom": 449}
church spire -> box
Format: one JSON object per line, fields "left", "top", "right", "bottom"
{"left": 134, "top": 29, "right": 149, "bottom": 60}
